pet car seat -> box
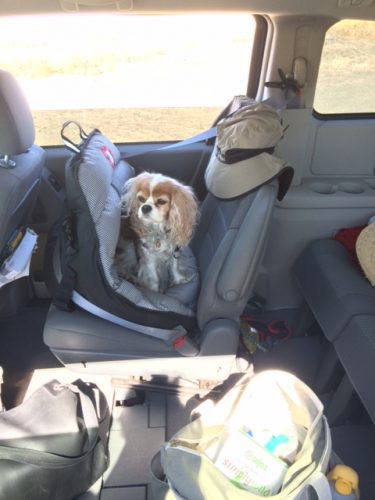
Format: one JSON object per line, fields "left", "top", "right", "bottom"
{"left": 43, "top": 103, "right": 293, "bottom": 380}
{"left": 0, "top": 70, "right": 45, "bottom": 297}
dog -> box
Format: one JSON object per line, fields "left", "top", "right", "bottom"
{"left": 115, "top": 172, "right": 199, "bottom": 293}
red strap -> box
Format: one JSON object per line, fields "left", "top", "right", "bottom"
{"left": 173, "top": 336, "right": 186, "bottom": 350}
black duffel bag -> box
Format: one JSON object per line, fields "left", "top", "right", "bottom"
{"left": 0, "top": 379, "right": 109, "bottom": 500}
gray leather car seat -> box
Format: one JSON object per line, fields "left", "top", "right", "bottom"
{"left": 44, "top": 183, "right": 277, "bottom": 380}
{"left": 43, "top": 104, "right": 291, "bottom": 380}
{"left": 0, "top": 70, "right": 45, "bottom": 271}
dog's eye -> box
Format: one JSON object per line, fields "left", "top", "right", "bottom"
{"left": 138, "top": 195, "right": 146, "bottom": 203}
{"left": 156, "top": 199, "right": 167, "bottom": 206}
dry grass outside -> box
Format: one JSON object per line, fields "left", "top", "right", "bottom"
{"left": 34, "top": 18, "right": 375, "bottom": 143}
{"left": 0, "top": 14, "right": 254, "bottom": 145}
{"left": 34, "top": 107, "right": 223, "bottom": 146}
{"left": 332, "top": 19, "right": 375, "bottom": 40}
{"left": 314, "top": 20, "right": 375, "bottom": 113}
{"left": 1, "top": 16, "right": 374, "bottom": 143}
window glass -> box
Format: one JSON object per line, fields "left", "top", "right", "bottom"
{"left": 0, "top": 14, "right": 255, "bottom": 145}
{"left": 314, "top": 20, "right": 375, "bottom": 114}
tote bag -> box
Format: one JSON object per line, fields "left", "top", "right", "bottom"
{"left": 0, "top": 379, "right": 109, "bottom": 500}
{"left": 152, "top": 370, "right": 332, "bottom": 500}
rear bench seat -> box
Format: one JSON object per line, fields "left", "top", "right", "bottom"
{"left": 293, "top": 239, "right": 375, "bottom": 343}
{"left": 293, "top": 238, "right": 375, "bottom": 498}
{"left": 293, "top": 238, "right": 375, "bottom": 418}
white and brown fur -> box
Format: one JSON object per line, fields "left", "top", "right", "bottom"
{"left": 115, "top": 172, "right": 199, "bottom": 293}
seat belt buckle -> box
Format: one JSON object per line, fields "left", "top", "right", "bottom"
{"left": 173, "top": 335, "right": 199, "bottom": 357}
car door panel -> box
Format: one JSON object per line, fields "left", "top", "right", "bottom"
{"left": 256, "top": 110, "right": 375, "bottom": 310}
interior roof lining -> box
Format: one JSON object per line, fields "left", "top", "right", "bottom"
{"left": 1, "top": 0, "right": 375, "bottom": 21}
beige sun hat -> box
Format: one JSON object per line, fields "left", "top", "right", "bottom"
{"left": 205, "top": 102, "right": 293, "bottom": 200}
{"left": 356, "top": 223, "right": 375, "bottom": 285}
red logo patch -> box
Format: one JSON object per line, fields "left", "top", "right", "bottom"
{"left": 100, "top": 146, "right": 115, "bottom": 169}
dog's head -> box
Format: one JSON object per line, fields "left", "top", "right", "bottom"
{"left": 122, "top": 172, "right": 198, "bottom": 247}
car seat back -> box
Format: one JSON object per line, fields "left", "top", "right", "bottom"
{"left": 0, "top": 70, "right": 44, "bottom": 262}
{"left": 193, "top": 185, "right": 276, "bottom": 331}
{"left": 0, "top": 70, "right": 45, "bottom": 312}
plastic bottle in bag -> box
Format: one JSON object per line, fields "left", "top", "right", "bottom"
{"left": 327, "top": 465, "right": 359, "bottom": 499}
{"left": 247, "top": 425, "right": 299, "bottom": 464}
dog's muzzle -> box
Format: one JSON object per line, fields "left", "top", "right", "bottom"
{"left": 141, "top": 204, "right": 152, "bottom": 214}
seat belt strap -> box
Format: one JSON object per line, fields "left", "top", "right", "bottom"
{"left": 71, "top": 290, "right": 199, "bottom": 356}
{"left": 72, "top": 290, "right": 184, "bottom": 340}
{"left": 53, "top": 264, "right": 76, "bottom": 312}
{"left": 160, "top": 126, "right": 217, "bottom": 150}
{"left": 123, "top": 126, "right": 217, "bottom": 160}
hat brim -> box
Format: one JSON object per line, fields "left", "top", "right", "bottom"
{"left": 356, "top": 224, "right": 375, "bottom": 286}
{"left": 205, "top": 148, "right": 287, "bottom": 200}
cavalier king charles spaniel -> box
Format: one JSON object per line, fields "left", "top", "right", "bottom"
{"left": 115, "top": 172, "right": 199, "bottom": 293}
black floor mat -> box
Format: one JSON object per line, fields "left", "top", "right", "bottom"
{"left": 251, "top": 334, "right": 328, "bottom": 391}
{"left": 0, "top": 300, "right": 62, "bottom": 407}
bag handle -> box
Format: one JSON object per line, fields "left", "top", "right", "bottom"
{"left": 68, "top": 380, "right": 104, "bottom": 450}
{"left": 304, "top": 472, "right": 332, "bottom": 499}
{"left": 61, "top": 121, "right": 89, "bottom": 153}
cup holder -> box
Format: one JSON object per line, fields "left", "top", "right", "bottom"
{"left": 309, "top": 182, "right": 337, "bottom": 195}
{"left": 337, "top": 182, "right": 365, "bottom": 194}
{"left": 308, "top": 180, "right": 369, "bottom": 195}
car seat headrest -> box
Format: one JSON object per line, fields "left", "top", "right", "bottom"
{"left": 0, "top": 70, "right": 35, "bottom": 156}
{"left": 205, "top": 102, "right": 293, "bottom": 201}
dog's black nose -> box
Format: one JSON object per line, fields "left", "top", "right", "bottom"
{"left": 141, "top": 204, "right": 152, "bottom": 214}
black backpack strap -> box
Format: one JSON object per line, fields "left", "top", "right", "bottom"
{"left": 48, "top": 207, "right": 78, "bottom": 312}
{"left": 53, "top": 261, "right": 76, "bottom": 312}
{"left": 55, "top": 207, "right": 80, "bottom": 312}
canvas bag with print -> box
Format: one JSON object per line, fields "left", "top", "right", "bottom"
{"left": 153, "top": 370, "right": 332, "bottom": 500}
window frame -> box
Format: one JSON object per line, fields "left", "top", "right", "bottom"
{"left": 312, "top": 109, "right": 375, "bottom": 121}
{"left": 247, "top": 15, "right": 269, "bottom": 99}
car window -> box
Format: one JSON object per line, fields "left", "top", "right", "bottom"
{"left": 314, "top": 19, "right": 375, "bottom": 115}
{"left": 0, "top": 14, "right": 255, "bottom": 146}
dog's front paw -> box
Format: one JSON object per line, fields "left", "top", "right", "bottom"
{"left": 170, "top": 256, "right": 197, "bottom": 286}
{"left": 136, "top": 267, "right": 164, "bottom": 293}
{"left": 171, "top": 269, "right": 196, "bottom": 286}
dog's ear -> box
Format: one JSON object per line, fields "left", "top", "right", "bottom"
{"left": 121, "top": 177, "right": 139, "bottom": 215}
{"left": 168, "top": 184, "right": 199, "bottom": 247}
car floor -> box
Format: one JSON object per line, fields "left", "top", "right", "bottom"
{"left": 0, "top": 298, "right": 222, "bottom": 500}
{"left": 1, "top": 298, "right": 373, "bottom": 499}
